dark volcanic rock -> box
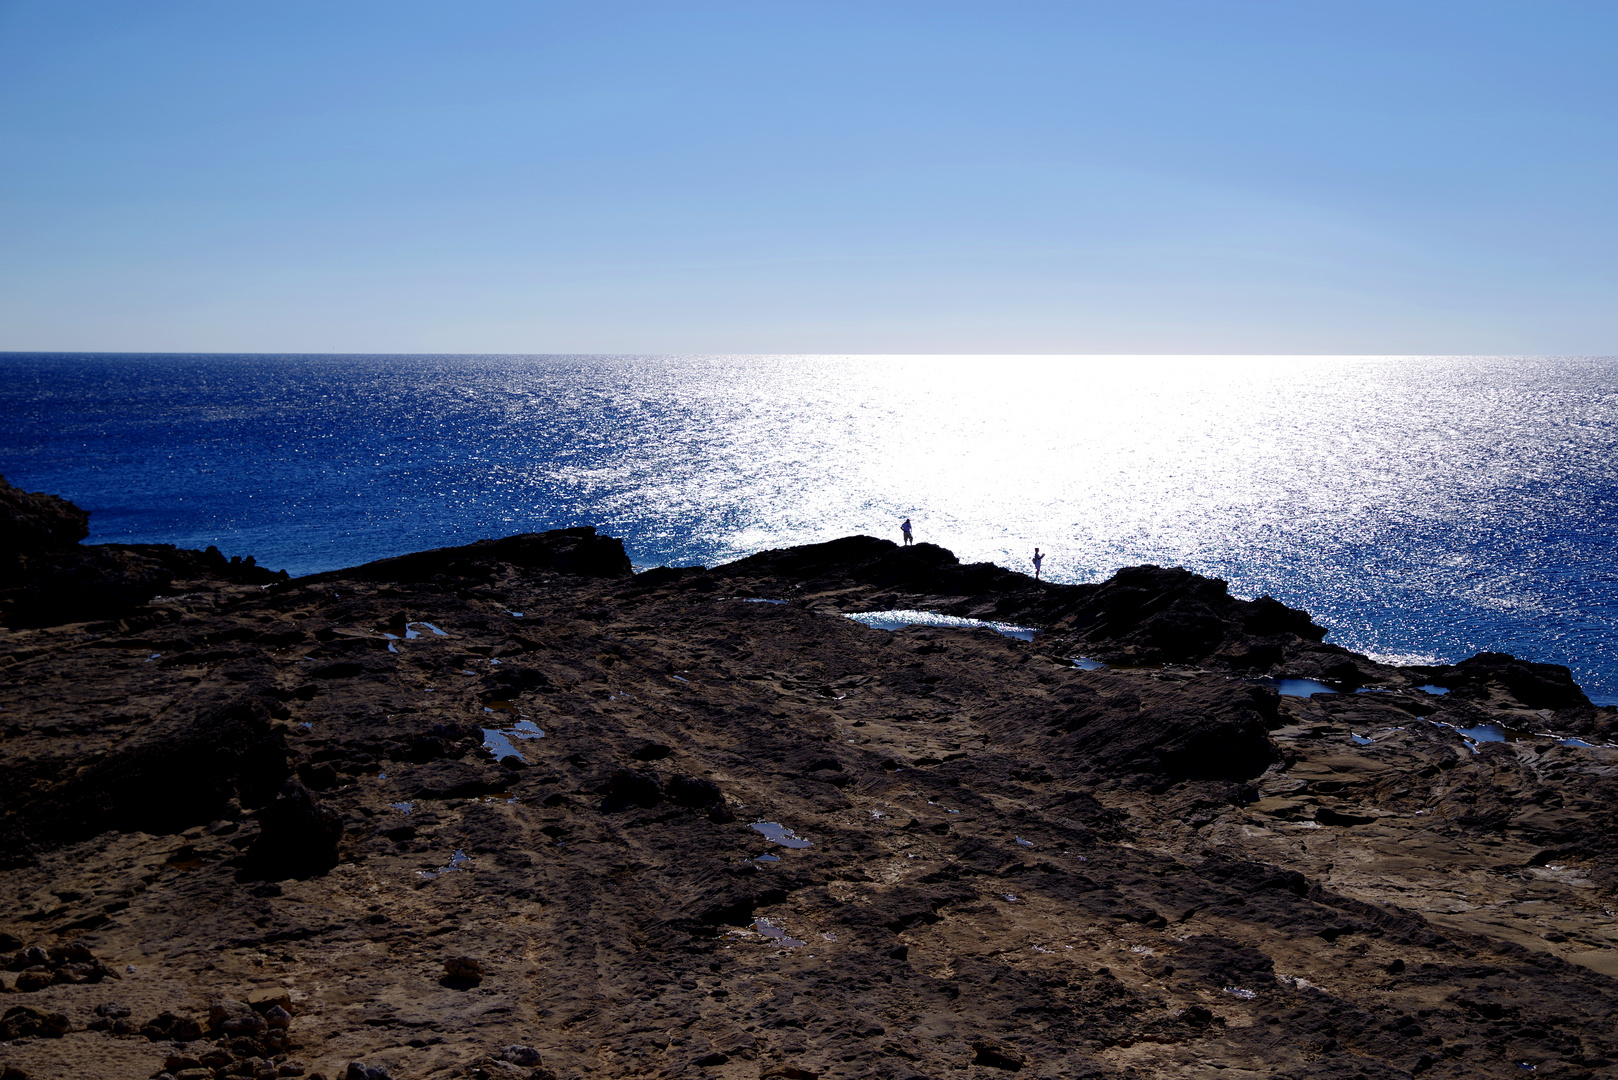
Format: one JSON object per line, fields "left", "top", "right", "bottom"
{"left": 599, "top": 768, "right": 664, "bottom": 812}
{"left": 0, "top": 475, "right": 89, "bottom": 556}
{"left": 240, "top": 780, "right": 343, "bottom": 880}
{"left": 3, "top": 547, "right": 173, "bottom": 627}
{"left": 665, "top": 774, "right": 723, "bottom": 808}
{"left": 0, "top": 692, "right": 289, "bottom": 866}
{"left": 718, "top": 536, "right": 1335, "bottom": 674}
{"left": 1427, "top": 650, "right": 1591, "bottom": 710}
{"left": 298, "top": 526, "right": 633, "bottom": 587}
{"left": 2, "top": 516, "right": 1616, "bottom": 1080}
{"left": 0, "top": 472, "right": 285, "bottom": 626}
{"left": 0, "top": 1006, "right": 71, "bottom": 1040}
{"left": 1049, "top": 677, "right": 1282, "bottom": 782}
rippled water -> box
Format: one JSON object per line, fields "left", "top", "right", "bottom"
{"left": 2, "top": 353, "right": 1615, "bottom": 698}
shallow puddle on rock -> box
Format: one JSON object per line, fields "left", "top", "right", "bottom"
{"left": 1222, "top": 987, "right": 1258, "bottom": 1000}
{"left": 417, "top": 849, "right": 468, "bottom": 879}
{"left": 754, "top": 918, "right": 806, "bottom": 948}
{"left": 1416, "top": 684, "right": 1451, "bottom": 695}
{"left": 1071, "top": 658, "right": 1107, "bottom": 671}
{"left": 484, "top": 729, "right": 526, "bottom": 762}
{"left": 731, "top": 597, "right": 786, "bottom": 605}
{"left": 1015, "top": 837, "right": 1035, "bottom": 847}
{"left": 754, "top": 853, "right": 780, "bottom": 864}
{"left": 1351, "top": 734, "right": 1375, "bottom": 746}
{"left": 751, "top": 822, "right": 813, "bottom": 848}
{"left": 483, "top": 715, "right": 545, "bottom": 763}
{"left": 845, "top": 610, "right": 1039, "bottom": 641}
{"left": 390, "top": 802, "right": 413, "bottom": 815}
{"left": 1276, "top": 678, "right": 1336, "bottom": 697}
{"left": 1445, "top": 722, "right": 1543, "bottom": 753}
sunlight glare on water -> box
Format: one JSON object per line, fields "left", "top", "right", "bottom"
{"left": 2, "top": 353, "right": 1615, "bottom": 695}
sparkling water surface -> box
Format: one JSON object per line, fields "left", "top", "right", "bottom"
{"left": 2, "top": 353, "right": 1615, "bottom": 699}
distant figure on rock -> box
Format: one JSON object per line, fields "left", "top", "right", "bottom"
{"left": 901, "top": 518, "right": 913, "bottom": 546}
{"left": 1032, "top": 548, "right": 1044, "bottom": 580}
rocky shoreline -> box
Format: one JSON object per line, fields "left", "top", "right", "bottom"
{"left": 2, "top": 475, "right": 1617, "bottom": 1080}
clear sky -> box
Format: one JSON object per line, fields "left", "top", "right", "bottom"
{"left": 1, "top": 1, "right": 1614, "bottom": 354}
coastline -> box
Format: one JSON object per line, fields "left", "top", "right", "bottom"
{"left": 4, "top": 478, "right": 1618, "bottom": 1080}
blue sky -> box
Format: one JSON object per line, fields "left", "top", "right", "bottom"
{"left": 1, "top": 1, "right": 1614, "bottom": 353}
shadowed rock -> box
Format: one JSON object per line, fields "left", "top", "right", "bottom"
{"left": 0, "top": 475, "right": 89, "bottom": 556}
{"left": 240, "top": 780, "right": 343, "bottom": 880}
{"left": 295, "top": 526, "right": 633, "bottom": 587}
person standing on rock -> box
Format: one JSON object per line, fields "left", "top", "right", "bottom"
{"left": 1032, "top": 548, "right": 1044, "bottom": 580}
{"left": 901, "top": 518, "right": 914, "bottom": 546}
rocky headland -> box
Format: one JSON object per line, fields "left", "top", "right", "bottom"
{"left": 2, "top": 475, "right": 1616, "bottom": 1080}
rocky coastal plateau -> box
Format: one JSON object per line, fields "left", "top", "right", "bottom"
{"left": 2, "top": 475, "right": 1617, "bottom": 1080}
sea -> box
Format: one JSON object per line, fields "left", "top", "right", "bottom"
{"left": 2, "top": 353, "right": 1615, "bottom": 703}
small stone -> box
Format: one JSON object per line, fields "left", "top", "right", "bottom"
{"left": 970, "top": 1042, "right": 1025, "bottom": 1071}
{"left": 1179, "top": 1006, "right": 1215, "bottom": 1027}
{"left": 163, "top": 1055, "right": 203, "bottom": 1072}
{"left": 14, "top": 970, "right": 53, "bottom": 993}
{"left": 246, "top": 988, "right": 294, "bottom": 1015}
{"left": 443, "top": 956, "right": 485, "bottom": 983}
{"left": 344, "top": 1064, "right": 392, "bottom": 1080}
{"left": 173, "top": 1071, "right": 212, "bottom": 1080}
{"left": 500, "top": 1045, "right": 543, "bottom": 1067}
{"left": 0, "top": 1006, "right": 71, "bottom": 1039}
{"left": 211, "top": 997, "right": 268, "bottom": 1037}
{"left": 209, "top": 998, "right": 252, "bottom": 1028}
{"left": 262, "top": 1005, "right": 293, "bottom": 1030}
{"left": 278, "top": 1061, "right": 308, "bottom": 1077}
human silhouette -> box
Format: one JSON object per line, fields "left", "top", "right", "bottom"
{"left": 901, "top": 518, "right": 913, "bottom": 546}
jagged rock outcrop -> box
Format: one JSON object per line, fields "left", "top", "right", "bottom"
{"left": 0, "top": 476, "right": 288, "bottom": 628}
{"left": 2, "top": 518, "right": 1615, "bottom": 1080}
{"left": 0, "top": 475, "right": 90, "bottom": 556}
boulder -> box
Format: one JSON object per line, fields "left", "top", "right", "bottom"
{"left": 599, "top": 769, "right": 663, "bottom": 812}
{"left": 240, "top": 780, "right": 343, "bottom": 880}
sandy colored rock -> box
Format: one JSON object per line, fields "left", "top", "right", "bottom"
{"left": 1, "top": 527, "right": 1616, "bottom": 1079}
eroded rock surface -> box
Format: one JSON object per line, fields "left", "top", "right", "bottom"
{"left": 2, "top": 528, "right": 1616, "bottom": 1080}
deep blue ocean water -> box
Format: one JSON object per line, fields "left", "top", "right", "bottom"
{"left": 2, "top": 353, "right": 1615, "bottom": 702}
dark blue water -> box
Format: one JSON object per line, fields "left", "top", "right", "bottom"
{"left": 3, "top": 352, "right": 1615, "bottom": 702}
